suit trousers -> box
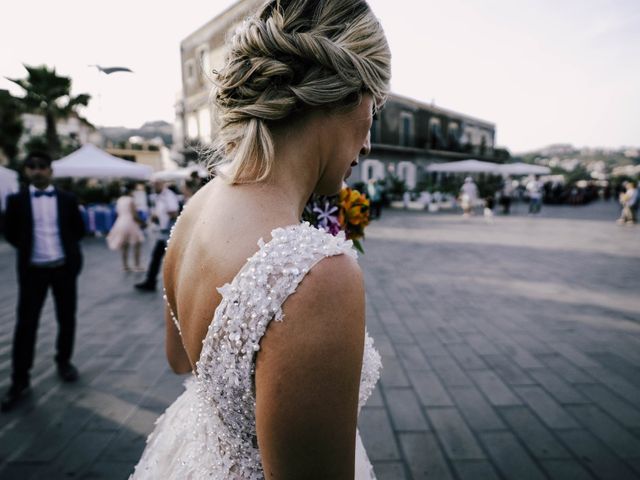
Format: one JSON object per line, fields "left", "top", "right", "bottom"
{"left": 143, "top": 239, "right": 167, "bottom": 286}
{"left": 12, "top": 264, "right": 78, "bottom": 385}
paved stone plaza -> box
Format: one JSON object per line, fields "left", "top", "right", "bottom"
{"left": 0, "top": 201, "right": 639, "bottom": 479}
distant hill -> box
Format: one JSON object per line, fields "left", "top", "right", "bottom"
{"left": 515, "top": 144, "right": 639, "bottom": 172}
{"left": 99, "top": 120, "right": 173, "bottom": 146}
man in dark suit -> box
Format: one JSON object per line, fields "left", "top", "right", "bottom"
{"left": 1, "top": 151, "right": 85, "bottom": 412}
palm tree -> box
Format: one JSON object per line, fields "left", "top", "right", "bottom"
{"left": 0, "top": 89, "right": 24, "bottom": 165}
{"left": 7, "top": 64, "right": 91, "bottom": 158}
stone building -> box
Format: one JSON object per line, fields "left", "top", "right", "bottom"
{"left": 178, "top": 0, "right": 263, "bottom": 148}
{"left": 362, "top": 93, "right": 499, "bottom": 189}
{"left": 177, "top": 0, "right": 503, "bottom": 189}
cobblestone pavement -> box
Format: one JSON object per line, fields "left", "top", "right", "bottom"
{"left": 0, "top": 201, "right": 639, "bottom": 479}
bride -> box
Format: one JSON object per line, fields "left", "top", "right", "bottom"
{"left": 130, "top": 0, "right": 391, "bottom": 478}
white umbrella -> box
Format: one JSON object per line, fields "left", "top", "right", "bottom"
{"left": 426, "top": 159, "right": 500, "bottom": 173}
{"left": 53, "top": 144, "right": 153, "bottom": 180}
{"left": 497, "top": 162, "right": 550, "bottom": 175}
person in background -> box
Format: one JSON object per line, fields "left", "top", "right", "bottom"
{"left": 402, "top": 190, "right": 411, "bottom": 209}
{"left": 135, "top": 180, "right": 179, "bottom": 291}
{"left": 131, "top": 183, "right": 150, "bottom": 224}
{"left": 484, "top": 195, "right": 495, "bottom": 222}
{"left": 366, "top": 178, "right": 382, "bottom": 219}
{"left": 617, "top": 181, "right": 638, "bottom": 225}
{"left": 499, "top": 176, "right": 514, "bottom": 214}
{"left": 459, "top": 176, "right": 478, "bottom": 217}
{"left": 181, "top": 171, "right": 205, "bottom": 206}
{"left": 106, "top": 183, "right": 145, "bottom": 272}
{"left": 526, "top": 175, "right": 544, "bottom": 214}
{"left": 627, "top": 181, "right": 639, "bottom": 223}
{"left": 2, "top": 151, "right": 85, "bottom": 412}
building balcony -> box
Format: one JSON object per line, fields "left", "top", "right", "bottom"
{"left": 371, "top": 142, "right": 503, "bottom": 163}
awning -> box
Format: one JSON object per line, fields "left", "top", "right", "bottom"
{"left": 53, "top": 144, "right": 153, "bottom": 180}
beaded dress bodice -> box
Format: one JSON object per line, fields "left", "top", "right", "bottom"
{"left": 135, "top": 222, "right": 381, "bottom": 479}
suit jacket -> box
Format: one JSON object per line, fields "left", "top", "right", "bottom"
{"left": 4, "top": 187, "right": 85, "bottom": 274}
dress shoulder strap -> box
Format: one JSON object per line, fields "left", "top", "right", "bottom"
{"left": 199, "top": 223, "right": 356, "bottom": 375}
{"left": 218, "top": 222, "right": 356, "bottom": 331}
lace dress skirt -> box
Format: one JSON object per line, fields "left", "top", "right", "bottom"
{"left": 130, "top": 378, "right": 376, "bottom": 479}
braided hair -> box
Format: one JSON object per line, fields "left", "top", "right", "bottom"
{"left": 209, "top": 0, "right": 391, "bottom": 184}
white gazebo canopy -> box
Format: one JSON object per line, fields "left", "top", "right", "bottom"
{"left": 497, "top": 162, "right": 551, "bottom": 176}
{"left": 426, "top": 159, "right": 500, "bottom": 173}
{"left": 52, "top": 144, "right": 153, "bottom": 180}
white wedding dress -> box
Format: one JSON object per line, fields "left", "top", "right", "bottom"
{"left": 130, "top": 222, "right": 382, "bottom": 479}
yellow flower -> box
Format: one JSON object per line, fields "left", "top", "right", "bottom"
{"left": 339, "top": 187, "right": 370, "bottom": 240}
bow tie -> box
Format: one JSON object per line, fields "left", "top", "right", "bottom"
{"left": 33, "top": 190, "right": 55, "bottom": 198}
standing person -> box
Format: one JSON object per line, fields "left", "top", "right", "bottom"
{"left": 131, "top": 183, "right": 149, "bottom": 224}
{"left": 500, "top": 176, "right": 514, "bottom": 214}
{"left": 106, "top": 183, "right": 145, "bottom": 272}
{"left": 459, "top": 176, "right": 478, "bottom": 217}
{"left": 483, "top": 195, "right": 495, "bottom": 222}
{"left": 627, "top": 181, "right": 639, "bottom": 224}
{"left": 527, "top": 175, "right": 544, "bottom": 214}
{"left": 402, "top": 189, "right": 411, "bottom": 209}
{"left": 1, "top": 151, "right": 85, "bottom": 412}
{"left": 617, "top": 181, "right": 638, "bottom": 225}
{"left": 366, "top": 178, "right": 382, "bottom": 219}
{"left": 134, "top": 180, "right": 178, "bottom": 291}
{"left": 129, "top": 0, "right": 391, "bottom": 478}
{"left": 180, "top": 171, "right": 205, "bottom": 205}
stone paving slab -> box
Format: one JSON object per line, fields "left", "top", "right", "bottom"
{"left": 0, "top": 201, "right": 639, "bottom": 479}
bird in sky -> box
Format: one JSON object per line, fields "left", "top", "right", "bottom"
{"left": 89, "top": 65, "right": 134, "bottom": 75}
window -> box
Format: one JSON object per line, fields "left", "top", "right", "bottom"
{"left": 447, "top": 122, "right": 460, "bottom": 149}
{"left": 186, "top": 113, "right": 199, "bottom": 139}
{"left": 210, "top": 47, "right": 226, "bottom": 73}
{"left": 428, "top": 118, "right": 442, "bottom": 149}
{"left": 185, "top": 59, "right": 196, "bottom": 84}
{"left": 198, "top": 107, "right": 212, "bottom": 143}
{"left": 370, "top": 115, "right": 380, "bottom": 143}
{"left": 196, "top": 45, "right": 211, "bottom": 80}
{"left": 399, "top": 112, "right": 414, "bottom": 147}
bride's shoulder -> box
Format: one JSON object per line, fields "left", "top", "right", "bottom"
{"left": 259, "top": 250, "right": 365, "bottom": 366}
{"left": 254, "top": 252, "right": 365, "bottom": 466}
{"left": 296, "top": 252, "right": 363, "bottom": 305}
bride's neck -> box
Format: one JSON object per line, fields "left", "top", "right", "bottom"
{"left": 262, "top": 117, "right": 327, "bottom": 220}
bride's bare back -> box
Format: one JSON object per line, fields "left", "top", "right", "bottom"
{"left": 163, "top": 178, "right": 290, "bottom": 369}
{"left": 162, "top": 175, "right": 372, "bottom": 478}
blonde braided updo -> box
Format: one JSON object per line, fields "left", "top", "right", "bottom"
{"left": 210, "top": 0, "right": 391, "bottom": 184}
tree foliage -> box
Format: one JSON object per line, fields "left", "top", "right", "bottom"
{"left": 7, "top": 64, "right": 91, "bottom": 158}
{"left": 0, "top": 89, "right": 24, "bottom": 166}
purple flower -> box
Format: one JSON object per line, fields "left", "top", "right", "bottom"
{"left": 313, "top": 201, "right": 340, "bottom": 235}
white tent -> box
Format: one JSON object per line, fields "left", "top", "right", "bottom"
{"left": 0, "top": 165, "right": 19, "bottom": 211}
{"left": 426, "top": 159, "right": 500, "bottom": 173}
{"left": 497, "top": 162, "right": 551, "bottom": 176}
{"left": 52, "top": 144, "right": 153, "bottom": 180}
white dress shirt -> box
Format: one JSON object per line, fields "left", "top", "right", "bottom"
{"left": 152, "top": 188, "right": 179, "bottom": 237}
{"left": 29, "top": 185, "right": 65, "bottom": 265}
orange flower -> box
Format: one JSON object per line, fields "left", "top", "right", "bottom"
{"left": 339, "top": 187, "right": 370, "bottom": 244}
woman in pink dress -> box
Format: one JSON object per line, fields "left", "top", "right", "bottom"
{"left": 107, "top": 184, "right": 145, "bottom": 271}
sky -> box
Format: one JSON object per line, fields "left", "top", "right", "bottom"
{"left": 2, "top": 0, "right": 639, "bottom": 153}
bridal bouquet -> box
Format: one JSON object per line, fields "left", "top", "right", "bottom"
{"left": 303, "top": 187, "right": 370, "bottom": 253}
